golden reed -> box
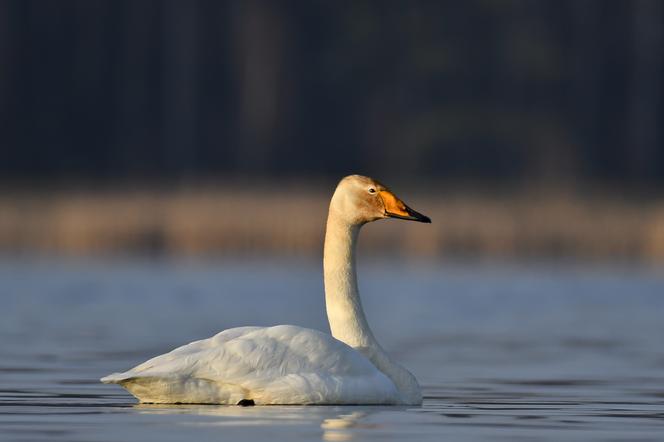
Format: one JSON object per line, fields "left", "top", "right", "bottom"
{"left": 0, "top": 185, "right": 663, "bottom": 262}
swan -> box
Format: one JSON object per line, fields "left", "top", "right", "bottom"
{"left": 101, "top": 175, "right": 431, "bottom": 405}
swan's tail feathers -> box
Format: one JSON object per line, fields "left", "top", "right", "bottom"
{"left": 100, "top": 372, "right": 135, "bottom": 384}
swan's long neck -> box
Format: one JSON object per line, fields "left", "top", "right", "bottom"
{"left": 323, "top": 207, "right": 422, "bottom": 404}
{"left": 323, "top": 214, "right": 376, "bottom": 348}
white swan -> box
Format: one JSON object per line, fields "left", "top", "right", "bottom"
{"left": 101, "top": 175, "right": 430, "bottom": 405}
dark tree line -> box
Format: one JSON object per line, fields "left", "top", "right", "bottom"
{"left": 0, "top": 0, "right": 662, "bottom": 187}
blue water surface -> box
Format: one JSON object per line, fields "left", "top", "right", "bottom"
{"left": 0, "top": 257, "right": 663, "bottom": 441}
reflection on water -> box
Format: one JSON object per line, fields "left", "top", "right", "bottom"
{"left": 321, "top": 412, "right": 369, "bottom": 441}
{"left": 133, "top": 404, "right": 372, "bottom": 440}
{"left": 0, "top": 258, "right": 663, "bottom": 441}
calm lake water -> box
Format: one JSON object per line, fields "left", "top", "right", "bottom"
{"left": 1, "top": 257, "right": 663, "bottom": 441}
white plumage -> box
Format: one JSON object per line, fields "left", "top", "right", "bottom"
{"left": 101, "top": 325, "right": 399, "bottom": 404}
{"left": 101, "top": 175, "right": 430, "bottom": 405}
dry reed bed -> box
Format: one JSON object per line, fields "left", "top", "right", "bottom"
{"left": 0, "top": 188, "right": 663, "bottom": 262}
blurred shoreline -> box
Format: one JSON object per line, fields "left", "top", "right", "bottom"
{"left": 1, "top": 183, "right": 663, "bottom": 263}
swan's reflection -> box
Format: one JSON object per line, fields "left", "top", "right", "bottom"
{"left": 321, "top": 411, "right": 370, "bottom": 441}
{"left": 133, "top": 403, "right": 375, "bottom": 440}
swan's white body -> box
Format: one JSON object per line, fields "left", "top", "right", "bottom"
{"left": 101, "top": 325, "right": 401, "bottom": 404}
{"left": 101, "top": 175, "right": 427, "bottom": 405}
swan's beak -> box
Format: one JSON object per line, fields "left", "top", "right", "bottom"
{"left": 379, "top": 190, "right": 431, "bottom": 223}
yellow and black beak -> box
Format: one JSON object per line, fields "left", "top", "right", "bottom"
{"left": 379, "top": 190, "right": 431, "bottom": 223}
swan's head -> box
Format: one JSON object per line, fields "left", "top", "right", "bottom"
{"left": 330, "top": 175, "right": 431, "bottom": 225}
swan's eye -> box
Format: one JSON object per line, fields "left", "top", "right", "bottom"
{"left": 368, "top": 188, "right": 376, "bottom": 194}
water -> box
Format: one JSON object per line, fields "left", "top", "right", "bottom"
{"left": 1, "top": 257, "right": 663, "bottom": 441}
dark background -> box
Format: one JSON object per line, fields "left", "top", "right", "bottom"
{"left": 1, "top": 0, "right": 662, "bottom": 188}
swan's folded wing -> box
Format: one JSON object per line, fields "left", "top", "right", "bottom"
{"left": 101, "top": 326, "right": 262, "bottom": 382}
{"left": 101, "top": 325, "right": 400, "bottom": 404}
